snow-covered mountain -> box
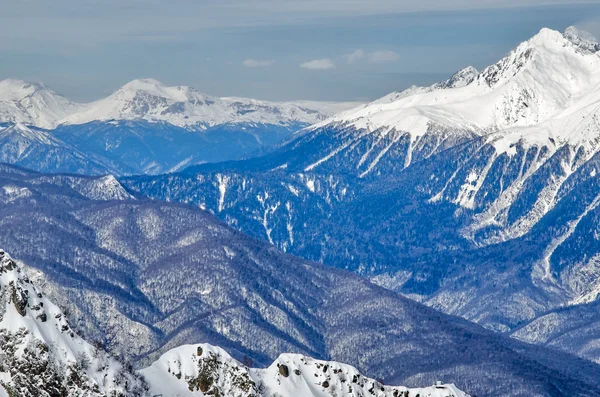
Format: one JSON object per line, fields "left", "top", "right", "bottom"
{"left": 0, "top": 249, "right": 148, "bottom": 396}
{"left": 0, "top": 79, "right": 360, "bottom": 174}
{"left": 2, "top": 165, "right": 600, "bottom": 397}
{"left": 141, "top": 343, "right": 467, "bottom": 397}
{"left": 0, "top": 79, "right": 81, "bottom": 129}
{"left": 317, "top": 26, "right": 600, "bottom": 139}
{"left": 0, "top": 77, "right": 359, "bottom": 131}
{"left": 123, "top": 26, "right": 600, "bottom": 364}
{"left": 60, "top": 78, "right": 359, "bottom": 130}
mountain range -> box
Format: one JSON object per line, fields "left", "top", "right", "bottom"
{"left": 2, "top": 24, "right": 600, "bottom": 397}
{"left": 2, "top": 164, "right": 600, "bottom": 396}
{"left": 122, "top": 26, "right": 600, "bottom": 366}
{"left": 0, "top": 78, "right": 359, "bottom": 175}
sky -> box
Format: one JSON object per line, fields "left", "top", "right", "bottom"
{"left": 2, "top": 0, "right": 600, "bottom": 102}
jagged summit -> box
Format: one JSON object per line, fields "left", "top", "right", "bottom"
{"left": 314, "top": 27, "right": 600, "bottom": 140}
{"left": 435, "top": 66, "right": 479, "bottom": 89}
{"left": 564, "top": 25, "right": 600, "bottom": 53}
{"left": 141, "top": 343, "right": 468, "bottom": 397}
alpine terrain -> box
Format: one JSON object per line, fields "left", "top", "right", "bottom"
{"left": 0, "top": 78, "right": 359, "bottom": 175}
{"left": 123, "top": 26, "right": 600, "bottom": 364}
{"left": 0, "top": 250, "right": 148, "bottom": 396}
{"left": 0, "top": 247, "right": 471, "bottom": 397}
{"left": 140, "top": 343, "right": 467, "bottom": 397}
{"left": 1, "top": 164, "right": 600, "bottom": 396}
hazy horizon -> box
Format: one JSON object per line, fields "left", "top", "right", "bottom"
{"left": 3, "top": 1, "right": 600, "bottom": 102}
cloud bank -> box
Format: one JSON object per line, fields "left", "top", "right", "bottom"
{"left": 243, "top": 59, "right": 274, "bottom": 67}
{"left": 346, "top": 49, "right": 366, "bottom": 64}
{"left": 300, "top": 58, "right": 336, "bottom": 70}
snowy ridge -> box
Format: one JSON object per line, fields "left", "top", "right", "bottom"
{"left": 0, "top": 250, "right": 148, "bottom": 396}
{"left": 62, "top": 78, "right": 359, "bottom": 129}
{"left": 0, "top": 122, "right": 62, "bottom": 147}
{"left": 313, "top": 27, "right": 600, "bottom": 138}
{"left": 0, "top": 78, "right": 360, "bottom": 130}
{"left": 141, "top": 344, "right": 468, "bottom": 397}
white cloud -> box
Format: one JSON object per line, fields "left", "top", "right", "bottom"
{"left": 300, "top": 58, "right": 336, "bottom": 70}
{"left": 368, "top": 50, "right": 400, "bottom": 63}
{"left": 346, "top": 49, "right": 366, "bottom": 64}
{"left": 243, "top": 59, "right": 274, "bottom": 67}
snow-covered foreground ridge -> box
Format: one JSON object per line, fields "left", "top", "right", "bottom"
{"left": 0, "top": 78, "right": 360, "bottom": 130}
{"left": 140, "top": 344, "right": 468, "bottom": 397}
{"left": 0, "top": 249, "right": 148, "bottom": 396}
{"left": 0, "top": 245, "right": 468, "bottom": 397}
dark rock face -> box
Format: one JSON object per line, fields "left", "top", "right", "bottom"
{"left": 278, "top": 364, "right": 289, "bottom": 377}
{"left": 10, "top": 281, "right": 27, "bottom": 317}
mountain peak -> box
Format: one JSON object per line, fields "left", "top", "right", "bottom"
{"left": 436, "top": 66, "right": 479, "bottom": 89}
{"left": 0, "top": 79, "right": 79, "bottom": 129}
{"left": 563, "top": 25, "right": 600, "bottom": 53}
{"left": 120, "top": 78, "right": 168, "bottom": 91}
{"left": 524, "top": 26, "right": 600, "bottom": 53}
{"left": 0, "top": 79, "right": 53, "bottom": 100}
{"left": 115, "top": 78, "right": 191, "bottom": 100}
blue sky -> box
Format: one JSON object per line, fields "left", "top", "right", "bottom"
{"left": 2, "top": 1, "right": 600, "bottom": 102}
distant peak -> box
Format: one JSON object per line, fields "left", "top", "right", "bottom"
{"left": 563, "top": 26, "right": 600, "bottom": 53}
{"left": 0, "top": 78, "right": 49, "bottom": 93}
{"left": 120, "top": 78, "right": 165, "bottom": 90}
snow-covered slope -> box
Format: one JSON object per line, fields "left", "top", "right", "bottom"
{"left": 0, "top": 249, "right": 148, "bottom": 396}
{"left": 317, "top": 27, "right": 600, "bottom": 138}
{"left": 141, "top": 344, "right": 467, "bottom": 397}
{"left": 0, "top": 79, "right": 360, "bottom": 175}
{"left": 264, "top": 26, "right": 600, "bottom": 176}
{"left": 0, "top": 79, "right": 81, "bottom": 129}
